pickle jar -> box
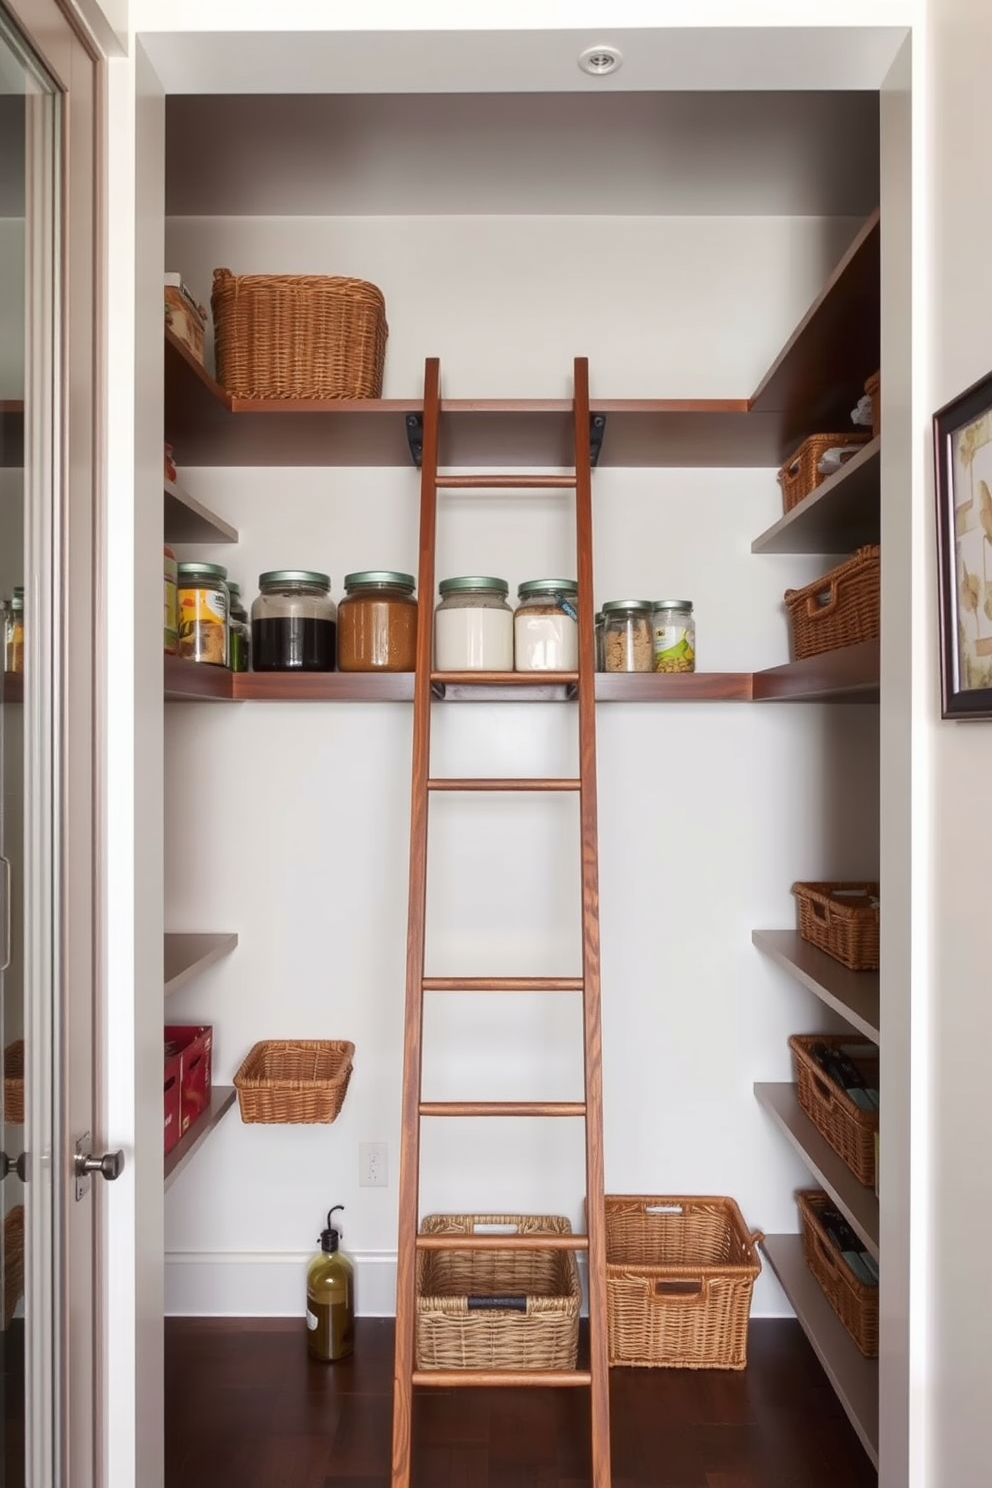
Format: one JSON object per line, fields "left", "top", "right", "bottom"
{"left": 602, "top": 599, "right": 653, "bottom": 673}
{"left": 251, "top": 570, "right": 336, "bottom": 672}
{"left": 652, "top": 600, "right": 695, "bottom": 674}
{"left": 337, "top": 571, "right": 417, "bottom": 672}
{"left": 177, "top": 562, "right": 229, "bottom": 667}
{"left": 513, "top": 580, "right": 579, "bottom": 671}
{"left": 227, "top": 581, "right": 251, "bottom": 673}
{"left": 434, "top": 577, "right": 513, "bottom": 671}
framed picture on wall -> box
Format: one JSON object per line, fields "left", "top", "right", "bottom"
{"left": 934, "top": 371, "right": 992, "bottom": 718}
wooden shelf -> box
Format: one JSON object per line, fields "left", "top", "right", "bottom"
{"left": 2, "top": 672, "right": 23, "bottom": 704}
{"left": 751, "top": 437, "right": 880, "bottom": 555}
{"left": 162, "top": 214, "right": 878, "bottom": 470}
{"left": 761, "top": 1234, "right": 878, "bottom": 1469}
{"left": 164, "top": 932, "right": 238, "bottom": 997}
{"left": 165, "top": 479, "right": 238, "bottom": 544}
{"left": 594, "top": 672, "right": 751, "bottom": 702}
{"left": 164, "top": 655, "right": 235, "bottom": 701}
{"left": 752, "top": 930, "right": 879, "bottom": 1042}
{"left": 163, "top": 1086, "right": 236, "bottom": 1191}
{"left": 752, "top": 639, "right": 879, "bottom": 703}
{"left": 0, "top": 399, "right": 23, "bottom": 468}
{"left": 754, "top": 1082, "right": 878, "bottom": 1260}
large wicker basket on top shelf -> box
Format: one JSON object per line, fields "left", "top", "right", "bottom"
{"left": 784, "top": 545, "right": 880, "bottom": 661}
{"left": 797, "top": 1189, "right": 878, "bottom": 1357}
{"left": 777, "top": 431, "right": 870, "bottom": 513}
{"left": 211, "top": 269, "right": 388, "bottom": 400}
{"left": 233, "top": 1039, "right": 354, "bottom": 1124}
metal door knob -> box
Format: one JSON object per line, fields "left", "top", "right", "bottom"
{"left": 74, "top": 1149, "right": 124, "bottom": 1182}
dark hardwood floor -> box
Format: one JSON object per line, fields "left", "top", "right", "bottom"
{"left": 165, "top": 1317, "right": 876, "bottom": 1488}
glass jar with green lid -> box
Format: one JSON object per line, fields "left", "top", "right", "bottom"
{"left": 594, "top": 611, "right": 605, "bottom": 672}
{"left": 227, "top": 581, "right": 251, "bottom": 673}
{"left": 177, "top": 562, "right": 229, "bottom": 667}
{"left": 652, "top": 600, "right": 695, "bottom": 674}
{"left": 337, "top": 571, "right": 417, "bottom": 672}
{"left": 251, "top": 570, "right": 336, "bottom": 672}
{"left": 602, "top": 599, "right": 653, "bottom": 673}
{"left": 513, "top": 579, "right": 579, "bottom": 671}
{"left": 435, "top": 577, "right": 513, "bottom": 671}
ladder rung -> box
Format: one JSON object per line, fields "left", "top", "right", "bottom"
{"left": 413, "top": 1369, "right": 593, "bottom": 1388}
{"left": 420, "top": 1101, "right": 586, "bottom": 1118}
{"left": 435, "top": 475, "right": 577, "bottom": 490}
{"left": 416, "top": 1233, "right": 589, "bottom": 1251}
{"left": 431, "top": 670, "right": 578, "bottom": 686}
{"left": 423, "top": 977, "right": 583, "bottom": 992}
{"left": 427, "top": 777, "right": 580, "bottom": 792}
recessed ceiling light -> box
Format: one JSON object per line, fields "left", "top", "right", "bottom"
{"left": 578, "top": 45, "right": 623, "bottom": 77}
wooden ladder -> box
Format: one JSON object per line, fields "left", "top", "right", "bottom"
{"left": 391, "top": 356, "right": 610, "bottom": 1488}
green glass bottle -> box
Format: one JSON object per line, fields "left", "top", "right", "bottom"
{"left": 306, "top": 1205, "right": 354, "bottom": 1362}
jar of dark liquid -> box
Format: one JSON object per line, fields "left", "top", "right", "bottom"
{"left": 251, "top": 571, "right": 336, "bottom": 672}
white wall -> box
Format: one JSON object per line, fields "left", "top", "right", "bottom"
{"left": 161, "top": 213, "right": 880, "bottom": 1315}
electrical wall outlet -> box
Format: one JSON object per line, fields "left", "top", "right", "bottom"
{"left": 359, "top": 1141, "right": 388, "bottom": 1188}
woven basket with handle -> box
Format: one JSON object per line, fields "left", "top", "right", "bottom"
{"left": 211, "top": 269, "right": 387, "bottom": 400}
{"left": 797, "top": 1190, "right": 878, "bottom": 1357}
{"left": 604, "top": 1195, "right": 762, "bottom": 1369}
{"left": 792, "top": 881, "right": 879, "bottom": 970}
{"left": 233, "top": 1039, "right": 354, "bottom": 1124}
{"left": 415, "top": 1213, "right": 580, "bottom": 1371}
{"left": 784, "top": 544, "right": 880, "bottom": 661}
{"left": 789, "top": 1035, "right": 879, "bottom": 1186}
{"left": 777, "top": 431, "right": 870, "bottom": 513}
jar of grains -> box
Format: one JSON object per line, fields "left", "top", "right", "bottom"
{"left": 337, "top": 571, "right": 418, "bottom": 672}
{"left": 164, "top": 546, "right": 178, "bottom": 655}
{"left": 602, "top": 599, "right": 653, "bottom": 673}
{"left": 594, "top": 611, "right": 604, "bottom": 671}
{"left": 227, "top": 581, "right": 251, "bottom": 673}
{"left": 177, "top": 562, "right": 228, "bottom": 666}
{"left": 251, "top": 570, "right": 336, "bottom": 672}
{"left": 514, "top": 579, "right": 579, "bottom": 671}
{"left": 435, "top": 577, "right": 513, "bottom": 671}
{"left": 652, "top": 600, "right": 695, "bottom": 673}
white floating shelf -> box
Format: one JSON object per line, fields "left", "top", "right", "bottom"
{"left": 753, "top": 930, "right": 879, "bottom": 1043}
{"left": 164, "top": 1086, "right": 236, "bottom": 1191}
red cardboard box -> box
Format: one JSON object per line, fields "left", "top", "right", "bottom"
{"left": 164, "top": 1025, "right": 213, "bottom": 1137}
{"left": 163, "top": 1048, "right": 182, "bottom": 1155}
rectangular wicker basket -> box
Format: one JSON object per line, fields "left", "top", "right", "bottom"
{"left": 865, "top": 369, "right": 881, "bottom": 439}
{"left": 777, "top": 431, "right": 870, "bottom": 513}
{"left": 604, "top": 1195, "right": 762, "bottom": 1370}
{"left": 792, "top": 881, "right": 880, "bottom": 970}
{"left": 784, "top": 544, "right": 880, "bottom": 661}
{"left": 4, "top": 1039, "right": 23, "bottom": 1126}
{"left": 797, "top": 1190, "right": 878, "bottom": 1357}
{"left": 233, "top": 1039, "right": 354, "bottom": 1124}
{"left": 789, "top": 1035, "right": 879, "bottom": 1186}
{"left": 211, "top": 269, "right": 387, "bottom": 400}
{"left": 415, "top": 1214, "right": 580, "bottom": 1372}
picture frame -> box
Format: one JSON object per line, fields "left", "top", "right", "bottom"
{"left": 934, "top": 369, "right": 992, "bottom": 718}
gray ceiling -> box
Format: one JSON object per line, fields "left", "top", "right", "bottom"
{"left": 166, "top": 92, "right": 878, "bottom": 219}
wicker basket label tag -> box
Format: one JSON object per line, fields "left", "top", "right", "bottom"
{"left": 472, "top": 1222, "right": 519, "bottom": 1234}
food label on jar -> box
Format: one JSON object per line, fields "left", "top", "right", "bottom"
{"left": 178, "top": 586, "right": 228, "bottom": 665}
{"left": 654, "top": 624, "right": 695, "bottom": 674}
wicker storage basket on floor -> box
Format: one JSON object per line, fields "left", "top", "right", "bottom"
{"left": 797, "top": 1190, "right": 878, "bottom": 1357}
{"left": 865, "top": 370, "right": 881, "bottom": 439}
{"left": 4, "top": 1040, "right": 23, "bottom": 1125}
{"left": 792, "top": 881, "right": 880, "bottom": 970}
{"left": 3, "top": 1205, "right": 24, "bottom": 1330}
{"left": 784, "top": 544, "right": 880, "bottom": 661}
{"left": 604, "top": 1195, "right": 762, "bottom": 1369}
{"left": 789, "top": 1035, "right": 879, "bottom": 1186}
{"left": 415, "top": 1214, "right": 580, "bottom": 1372}
{"left": 777, "top": 432, "right": 870, "bottom": 513}
{"left": 233, "top": 1039, "right": 354, "bottom": 1124}
{"left": 211, "top": 269, "right": 388, "bottom": 400}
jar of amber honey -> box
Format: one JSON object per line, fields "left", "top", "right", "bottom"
{"left": 337, "top": 571, "right": 417, "bottom": 672}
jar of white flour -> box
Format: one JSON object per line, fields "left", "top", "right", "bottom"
{"left": 434, "top": 576, "right": 514, "bottom": 671}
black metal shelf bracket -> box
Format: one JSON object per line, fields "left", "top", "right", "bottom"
{"left": 589, "top": 412, "right": 607, "bottom": 468}
{"left": 406, "top": 413, "right": 424, "bottom": 468}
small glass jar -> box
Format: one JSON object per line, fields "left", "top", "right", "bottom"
{"left": 435, "top": 577, "right": 513, "bottom": 671}
{"left": 337, "top": 571, "right": 418, "bottom": 672}
{"left": 227, "top": 581, "right": 251, "bottom": 673}
{"left": 602, "top": 599, "right": 653, "bottom": 672}
{"left": 652, "top": 600, "right": 695, "bottom": 674}
{"left": 594, "top": 611, "right": 604, "bottom": 672}
{"left": 4, "top": 587, "right": 24, "bottom": 674}
{"left": 177, "top": 562, "right": 228, "bottom": 667}
{"left": 513, "top": 579, "right": 579, "bottom": 671}
{"left": 164, "top": 547, "right": 178, "bottom": 655}
{"left": 251, "top": 570, "right": 336, "bottom": 672}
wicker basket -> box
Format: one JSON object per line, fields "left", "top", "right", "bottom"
{"left": 415, "top": 1214, "right": 580, "bottom": 1372}
{"left": 792, "top": 881, "right": 880, "bottom": 971}
{"left": 865, "top": 369, "right": 881, "bottom": 439}
{"left": 211, "top": 269, "right": 387, "bottom": 400}
{"left": 604, "top": 1195, "right": 762, "bottom": 1369}
{"left": 233, "top": 1039, "right": 354, "bottom": 1124}
{"left": 777, "top": 432, "right": 870, "bottom": 513}
{"left": 789, "top": 1035, "right": 879, "bottom": 1186}
{"left": 4, "top": 1040, "right": 23, "bottom": 1125}
{"left": 3, "top": 1205, "right": 24, "bottom": 1330}
{"left": 797, "top": 1190, "right": 878, "bottom": 1357}
{"left": 784, "top": 544, "right": 880, "bottom": 661}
